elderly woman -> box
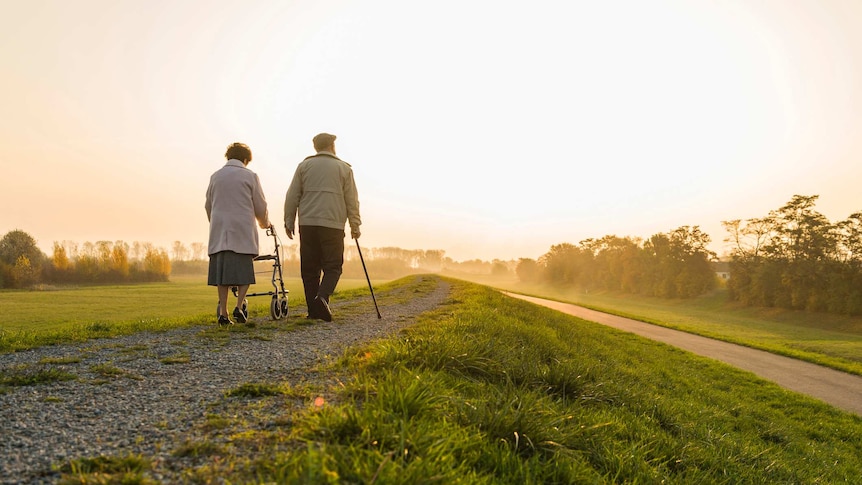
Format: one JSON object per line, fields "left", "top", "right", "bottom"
{"left": 205, "top": 142, "right": 271, "bottom": 325}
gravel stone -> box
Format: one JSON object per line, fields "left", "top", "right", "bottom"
{"left": 0, "top": 277, "right": 449, "bottom": 484}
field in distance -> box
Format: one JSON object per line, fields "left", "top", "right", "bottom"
{"left": 0, "top": 275, "right": 370, "bottom": 335}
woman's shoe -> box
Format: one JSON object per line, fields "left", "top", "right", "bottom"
{"left": 218, "top": 315, "right": 234, "bottom": 326}
{"left": 233, "top": 307, "right": 248, "bottom": 324}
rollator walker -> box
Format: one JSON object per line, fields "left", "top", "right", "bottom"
{"left": 219, "top": 226, "right": 289, "bottom": 320}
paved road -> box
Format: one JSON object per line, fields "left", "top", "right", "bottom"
{"left": 503, "top": 292, "right": 862, "bottom": 416}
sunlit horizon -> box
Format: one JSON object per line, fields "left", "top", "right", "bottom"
{"left": 3, "top": 0, "right": 860, "bottom": 262}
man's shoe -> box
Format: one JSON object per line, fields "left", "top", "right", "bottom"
{"left": 218, "top": 315, "right": 234, "bottom": 326}
{"left": 315, "top": 296, "right": 333, "bottom": 322}
{"left": 233, "top": 306, "right": 248, "bottom": 324}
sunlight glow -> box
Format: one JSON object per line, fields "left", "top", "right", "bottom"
{"left": 2, "top": 0, "right": 861, "bottom": 261}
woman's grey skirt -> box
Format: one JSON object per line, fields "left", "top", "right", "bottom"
{"left": 208, "top": 251, "right": 256, "bottom": 286}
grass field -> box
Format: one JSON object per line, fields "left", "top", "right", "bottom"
{"left": 53, "top": 276, "right": 862, "bottom": 484}
{"left": 0, "top": 275, "right": 370, "bottom": 352}
{"left": 453, "top": 274, "right": 862, "bottom": 376}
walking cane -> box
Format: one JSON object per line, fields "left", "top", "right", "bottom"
{"left": 355, "top": 239, "right": 382, "bottom": 319}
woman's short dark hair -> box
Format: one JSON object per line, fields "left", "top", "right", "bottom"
{"left": 225, "top": 142, "right": 252, "bottom": 162}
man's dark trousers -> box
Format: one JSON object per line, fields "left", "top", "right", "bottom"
{"left": 299, "top": 225, "right": 344, "bottom": 312}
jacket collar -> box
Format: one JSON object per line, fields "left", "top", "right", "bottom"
{"left": 303, "top": 152, "right": 349, "bottom": 166}
{"left": 226, "top": 159, "right": 247, "bottom": 168}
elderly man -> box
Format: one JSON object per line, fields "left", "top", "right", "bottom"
{"left": 284, "top": 133, "right": 361, "bottom": 321}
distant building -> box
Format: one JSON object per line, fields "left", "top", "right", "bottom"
{"left": 713, "top": 261, "right": 730, "bottom": 280}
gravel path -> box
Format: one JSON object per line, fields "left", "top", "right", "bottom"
{"left": 0, "top": 276, "right": 449, "bottom": 484}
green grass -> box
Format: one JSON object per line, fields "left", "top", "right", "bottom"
{"left": 56, "top": 453, "right": 154, "bottom": 485}
{"left": 0, "top": 275, "right": 370, "bottom": 353}
{"left": 0, "top": 364, "right": 77, "bottom": 390}
{"left": 69, "top": 277, "right": 861, "bottom": 483}
{"left": 225, "top": 382, "right": 289, "bottom": 398}
{"left": 250, "top": 279, "right": 862, "bottom": 482}
{"left": 459, "top": 275, "right": 862, "bottom": 376}
{"left": 159, "top": 353, "right": 190, "bottom": 365}
{"left": 0, "top": 275, "right": 220, "bottom": 332}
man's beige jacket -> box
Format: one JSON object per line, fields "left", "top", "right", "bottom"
{"left": 283, "top": 152, "right": 361, "bottom": 234}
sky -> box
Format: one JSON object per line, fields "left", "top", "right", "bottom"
{"left": 1, "top": 0, "right": 860, "bottom": 262}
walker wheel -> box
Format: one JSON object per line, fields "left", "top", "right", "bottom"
{"left": 270, "top": 297, "right": 284, "bottom": 320}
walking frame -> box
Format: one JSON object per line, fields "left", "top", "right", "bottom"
{"left": 224, "top": 226, "right": 290, "bottom": 320}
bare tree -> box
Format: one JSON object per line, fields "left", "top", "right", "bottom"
{"left": 172, "top": 241, "right": 189, "bottom": 261}
{"left": 130, "top": 242, "right": 144, "bottom": 261}
{"left": 190, "top": 242, "right": 206, "bottom": 261}
{"left": 722, "top": 217, "right": 773, "bottom": 259}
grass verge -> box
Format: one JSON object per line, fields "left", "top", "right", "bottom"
{"left": 467, "top": 276, "right": 862, "bottom": 376}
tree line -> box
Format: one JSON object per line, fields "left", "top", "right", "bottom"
{"left": 516, "top": 226, "right": 717, "bottom": 298}
{"left": 260, "top": 245, "right": 513, "bottom": 280}
{"left": 0, "top": 231, "right": 171, "bottom": 288}
{"left": 723, "top": 195, "right": 862, "bottom": 315}
{"left": 171, "top": 242, "right": 510, "bottom": 280}
{"left": 0, "top": 229, "right": 508, "bottom": 288}
{"left": 9, "top": 193, "right": 857, "bottom": 316}
{"left": 513, "top": 194, "right": 862, "bottom": 317}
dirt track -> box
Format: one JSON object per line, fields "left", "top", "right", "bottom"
{"left": 504, "top": 292, "right": 862, "bottom": 416}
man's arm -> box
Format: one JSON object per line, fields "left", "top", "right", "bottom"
{"left": 344, "top": 169, "right": 361, "bottom": 239}
{"left": 283, "top": 165, "right": 303, "bottom": 239}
